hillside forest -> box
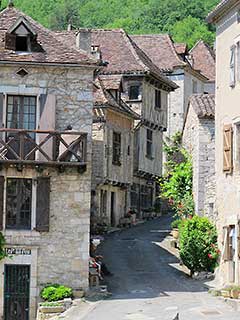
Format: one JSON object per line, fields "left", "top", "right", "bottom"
{"left": 0, "top": 0, "right": 219, "bottom": 48}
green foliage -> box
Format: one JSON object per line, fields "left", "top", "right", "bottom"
{"left": 171, "top": 16, "right": 215, "bottom": 48}
{"left": 159, "top": 132, "right": 194, "bottom": 218}
{"left": 0, "top": 232, "right": 7, "bottom": 261}
{"left": 171, "top": 219, "right": 183, "bottom": 229}
{"left": 0, "top": 0, "right": 219, "bottom": 47}
{"left": 41, "top": 284, "right": 73, "bottom": 302}
{"left": 179, "top": 216, "right": 220, "bottom": 274}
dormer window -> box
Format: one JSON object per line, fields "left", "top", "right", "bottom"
{"left": 16, "top": 35, "right": 28, "bottom": 51}
{"left": 5, "top": 17, "right": 37, "bottom": 52}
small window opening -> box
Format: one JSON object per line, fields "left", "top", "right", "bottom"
{"left": 16, "top": 36, "right": 28, "bottom": 52}
{"left": 129, "top": 86, "right": 140, "bottom": 100}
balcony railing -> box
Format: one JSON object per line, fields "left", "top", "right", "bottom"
{"left": 0, "top": 129, "right": 87, "bottom": 167}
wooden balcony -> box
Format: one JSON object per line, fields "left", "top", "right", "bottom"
{"left": 0, "top": 129, "right": 88, "bottom": 171}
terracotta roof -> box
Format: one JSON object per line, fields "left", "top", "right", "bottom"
{"left": 174, "top": 43, "right": 188, "bottom": 55}
{"left": 130, "top": 34, "right": 186, "bottom": 71}
{"left": 98, "top": 75, "right": 122, "bottom": 90}
{"left": 55, "top": 29, "right": 178, "bottom": 89}
{"left": 189, "top": 93, "right": 215, "bottom": 118}
{"left": 0, "top": 6, "right": 96, "bottom": 65}
{"left": 190, "top": 40, "right": 215, "bottom": 82}
{"left": 94, "top": 77, "right": 140, "bottom": 120}
{"left": 206, "top": 0, "right": 239, "bottom": 23}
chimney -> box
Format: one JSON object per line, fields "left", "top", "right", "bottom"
{"left": 76, "top": 29, "right": 91, "bottom": 55}
{"left": 91, "top": 45, "right": 101, "bottom": 61}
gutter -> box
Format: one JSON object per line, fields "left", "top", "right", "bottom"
{"left": 206, "top": 0, "right": 239, "bottom": 24}
{"left": 0, "top": 60, "right": 102, "bottom": 69}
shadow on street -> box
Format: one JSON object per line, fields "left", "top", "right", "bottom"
{"left": 98, "top": 214, "right": 207, "bottom": 300}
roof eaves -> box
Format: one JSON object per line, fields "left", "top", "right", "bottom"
{"left": 206, "top": 0, "right": 239, "bottom": 23}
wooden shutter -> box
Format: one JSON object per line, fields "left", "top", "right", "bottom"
{"left": 36, "top": 177, "right": 50, "bottom": 232}
{"left": 230, "top": 45, "right": 236, "bottom": 87}
{"left": 0, "top": 176, "right": 4, "bottom": 231}
{"left": 223, "top": 124, "right": 233, "bottom": 173}
{"left": 37, "top": 94, "right": 56, "bottom": 161}
{"left": 0, "top": 93, "right": 4, "bottom": 128}
{"left": 223, "top": 226, "right": 230, "bottom": 261}
{"left": 5, "top": 33, "right": 16, "bottom": 50}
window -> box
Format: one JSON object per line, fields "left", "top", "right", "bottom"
{"left": 6, "top": 178, "right": 32, "bottom": 230}
{"left": 140, "top": 185, "right": 153, "bottom": 209}
{"left": 192, "top": 80, "right": 198, "bottom": 94}
{"left": 230, "top": 45, "right": 236, "bottom": 87}
{"left": 112, "top": 132, "right": 121, "bottom": 165}
{"left": 146, "top": 129, "right": 153, "bottom": 158}
{"left": 7, "top": 95, "right": 36, "bottom": 131}
{"left": 129, "top": 86, "right": 140, "bottom": 100}
{"left": 16, "top": 36, "right": 28, "bottom": 51}
{"left": 155, "top": 90, "right": 161, "bottom": 109}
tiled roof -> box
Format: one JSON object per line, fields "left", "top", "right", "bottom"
{"left": 190, "top": 40, "right": 215, "bottom": 82}
{"left": 174, "top": 43, "right": 188, "bottom": 55}
{"left": 206, "top": 0, "right": 238, "bottom": 23}
{"left": 98, "top": 75, "right": 122, "bottom": 90}
{"left": 189, "top": 93, "right": 215, "bottom": 118}
{"left": 55, "top": 29, "right": 178, "bottom": 89}
{"left": 94, "top": 77, "right": 139, "bottom": 120}
{"left": 131, "top": 34, "right": 186, "bottom": 71}
{"left": 0, "top": 6, "right": 96, "bottom": 65}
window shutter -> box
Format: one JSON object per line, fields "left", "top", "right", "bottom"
{"left": 5, "top": 33, "right": 16, "bottom": 51}
{"left": 223, "top": 226, "right": 230, "bottom": 261}
{"left": 0, "top": 176, "right": 4, "bottom": 231}
{"left": 223, "top": 124, "right": 233, "bottom": 173}
{"left": 37, "top": 94, "right": 56, "bottom": 161}
{"left": 36, "top": 177, "right": 50, "bottom": 232}
{"left": 230, "top": 46, "right": 236, "bottom": 87}
{"left": 0, "top": 93, "right": 4, "bottom": 128}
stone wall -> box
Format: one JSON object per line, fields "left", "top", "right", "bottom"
{"left": 0, "top": 64, "right": 94, "bottom": 320}
{"left": 182, "top": 104, "right": 215, "bottom": 217}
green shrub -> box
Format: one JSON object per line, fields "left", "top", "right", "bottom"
{"left": 0, "top": 232, "right": 7, "bottom": 261}
{"left": 41, "top": 284, "right": 73, "bottom": 302}
{"left": 179, "top": 216, "right": 220, "bottom": 275}
{"left": 171, "top": 219, "right": 183, "bottom": 229}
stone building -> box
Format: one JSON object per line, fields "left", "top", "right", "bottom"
{"left": 190, "top": 40, "right": 216, "bottom": 93}
{"left": 91, "top": 75, "right": 139, "bottom": 227}
{"left": 207, "top": 0, "right": 240, "bottom": 286}
{"left": 131, "top": 35, "right": 215, "bottom": 138}
{"left": 56, "top": 29, "right": 178, "bottom": 217}
{"left": 0, "top": 5, "right": 99, "bottom": 320}
{"left": 182, "top": 94, "right": 215, "bottom": 218}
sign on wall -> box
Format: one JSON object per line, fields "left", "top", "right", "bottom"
{"left": 5, "top": 247, "right": 32, "bottom": 256}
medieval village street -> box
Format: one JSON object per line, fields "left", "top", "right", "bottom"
{"left": 76, "top": 216, "right": 240, "bottom": 320}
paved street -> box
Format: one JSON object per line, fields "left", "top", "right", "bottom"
{"left": 82, "top": 215, "right": 240, "bottom": 320}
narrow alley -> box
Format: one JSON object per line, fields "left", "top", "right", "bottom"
{"left": 83, "top": 216, "right": 240, "bottom": 320}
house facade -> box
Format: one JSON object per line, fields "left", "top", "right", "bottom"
{"left": 91, "top": 75, "right": 138, "bottom": 227}
{"left": 182, "top": 94, "right": 215, "bottom": 218}
{"left": 56, "top": 29, "right": 177, "bottom": 219}
{"left": 207, "top": 0, "right": 240, "bottom": 286}
{"left": 0, "top": 5, "right": 98, "bottom": 320}
{"left": 131, "top": 35, "right": 215, "bottom": 138}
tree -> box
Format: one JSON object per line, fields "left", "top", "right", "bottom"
{"left": 171, "top": 16, "right": 215, "bottom": 48}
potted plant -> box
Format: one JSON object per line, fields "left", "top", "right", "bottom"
{"left": 230, "top": 286, "right": 240, "bottom": 299}
{"left": 171, "top": 219, "right": 182, "bottom": 239}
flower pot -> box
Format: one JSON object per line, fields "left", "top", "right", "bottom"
{"left": 172, "top": 228, "right": 179, "bottom": 239}
{"left": 231, "top": 289, "right": 240, "bottom": 299}
{"left": 221, "top": 290, "right": 231, "bottom": 298}
{"left": 39, "top": 306, "right": 65, "bottom": 314}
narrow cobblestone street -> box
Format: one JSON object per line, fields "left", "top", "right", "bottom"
{"left": 82, "top": 215, "right": 240, "bottom": 320}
